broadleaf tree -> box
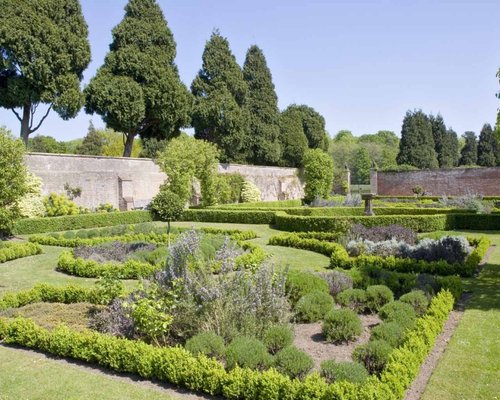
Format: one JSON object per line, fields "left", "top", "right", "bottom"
{"left": 0, "top": 0, "right": 91, "bottom": 146}
{"left": 84, "top": 0, "right": 191, "bottom": 157}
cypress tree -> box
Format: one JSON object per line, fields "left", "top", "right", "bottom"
{"left": 85, "top": 0, "right": 191, "bottom": 157}
{"left": 396, "top": 110, "right": 438, "bottom": 169}
{"left": 477, "top": 123, "right": 499, "bottom": 167}
{"left": 429, "top": 114, "right": 447, "bottom": 167}
{"left": 440, "top": 128, "right": 460, "bottom": 168}
{"left": 282, "top": 104, "right": 329, "bottom": 151}
{"left": 459, "top": 131, "right": 478, "bottom": 166}
{"left": 77, "top": 121, "right": 105, "bottom": 155}
{"left": 191, "top": 31, "right": 248, "bottom": 163}
{"left": 353, "top": 147, "right": 372, "bottom": 184}
{"left": 242, "top": 45, "right": 281, "bottom": 165}
{"left": 278, "top": 108, "right": 308, "bottom": 167}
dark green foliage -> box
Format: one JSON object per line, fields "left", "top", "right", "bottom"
{"left": 303, "top": 149, "right": 334, "bottom": 203}
{"left": 285, "top": 270, "right": 330, "bottom": 305}
{"left": 28, "top": 135, "right": 67, "bottom": 154}
{"left": 379, "top": 301, "right": 416, "bottom": 329}
{"left": 76, "top": 121, "right": 105, "bottom": 155}
{"left": 336, "top": 289, "right": 367, "bottom": 313}
{"left": 322, "top": 308, "right": 362, "bottom": 343}
{"left": 396, "top": 110, "right": 438, "bottom": 169}
{"left": 263, "top": 325, "right": 294, "bottom": 354}
{"left": 477, "top": 123, "right": 499, "bottom": 167}
{"left": 294, "top": 291, "right": 334, "bottom": 322}
{"left": 370, "top": 322, "right": 406, "bottom": 347}
{"left": 225, "top": 336, "right": 272, "bottom": 370}
{"left": 365, "top": 285, "right": 394, "bottom": 313}
{"left": 243, "top": 45, "right": 281, "bottom": 165}
{"left": 85, "top": 0, "right": 191, "bottom": 157}
{"left": 273, "top": 346, "right": 313, "bottom": 379}
{"left": 182, "top": 209, "right": 276, "bottom": 225}
{"left": 0, "top": 0, "right": 91, "bottom": 145}
{"left": 150, "top": 189, "right": 185, "bottom": 223}
{"left": 353, "top": 339, "right": 392, "bottom": 375}
{"left": 185, "top": 331, "right": 226, "bottom": 360}
{"left": 399, "top": 290, "right": 429, "bottom": 315}
{"left": 278, "top": 108, "right": 309, "bottom": 167}
{"left": 459, "top": 131, "right": 478, "bottom": 166}
{"left": 352, "top": 147, "right": 372, "bottom": 184}
{"left": 283, "top": 105, "right": 329, "bottom": 151}
{"left": 139, "top": 137, "right": 168, "bottom": 159}
{"left": 191, "top": 31, "right": 247, "bottom": 163}
{"left": 320, "top": 360, "right": 369, "bottom": 384}
{"left": 429, "top": 114, "right": 447, "bottom": 167}
{"left": 441, "top": 128, "right": 460, "bottom": 168}
{"left": 0, "top": 129, "right": 28, "bottom": 235}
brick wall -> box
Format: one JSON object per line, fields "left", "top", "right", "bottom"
{"left": 373, "top": 167, "right": 500, "bottom": 196}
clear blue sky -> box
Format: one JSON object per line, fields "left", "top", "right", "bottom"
{"left": 1, "top": 0, "right": 499, "bottom": 141}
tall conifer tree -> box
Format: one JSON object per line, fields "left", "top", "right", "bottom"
{"left": 278, "top": 108, "right": 309, "bottom": 167}
{"left": 85, "top": 0, "right": 191, "bottom": 157}
{"left": 242, "top": 45, "right": 281, "bottom": 165}
{"left": 396, "top": 110, "right": 438, "bottom": 169}
{"left": 459, "top": 131, "right": 478, "bottom": 166}
{"left": 191, "top": 31, "right": 248, "bottom": 162}
{"left": 477, "top": 123, "right": 499, "bottom": 167}
{"left": 429, "top": 114, "right": 447, "bottom": 167}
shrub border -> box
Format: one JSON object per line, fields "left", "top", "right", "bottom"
{"left": 0, "top": 242, "right": 43, "bottom": 263}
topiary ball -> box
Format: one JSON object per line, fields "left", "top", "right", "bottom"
{"left": 274, "top": 346, "right": 314, "bottom": 379}
{"left": 225, "top": 336, "right": 272, "bottom": 370}
{"left": 185, "top": 331, "right": 226, "bottom": 359}
{"left": 365, "top": 285, "right": 394, "bottom": 313}
{"left": 263, "top": 324, "right": 294, "bottom": 354}
{"left": 294, "top": 291, "right": 334, "bottom": 322}
{"left": 322, "top": 308, "right": 362, "bottom": 343}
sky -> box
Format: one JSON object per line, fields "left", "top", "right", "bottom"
{"left": 1, "top": 0, "right": 499, "bottom": 142}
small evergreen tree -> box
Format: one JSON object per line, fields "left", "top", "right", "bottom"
{"left": 303, "top": 149, "right": 334, "bottom": 203}
{"left": 396, "top": 110, "right": 438, "bottom": 169}
{"left": 85, "top": 0, "right": 191, "bottom": 157}
{"left": 77, "top": 121, "right": 105, "bottom": 155}
{"left": 243, "top": 45, "right": 281, "bottom": 165}
{"left": 477, "top": 123, "right": 499, "bottom": 167}
{"left": 459, "top": 131, "right": 478, "bottom": 166}
{"left": 429, "top": 114, "right": 447, "bottom": 167}
{"left": 191, "top": 31, "right": 248, "bottom": 163}
{"left": 352, "top": 147, "right": 372, "bottom": 184}
{"left": 278, "top": 108, "right": 309, "bottom": 167}
{"left": 284, "top": 105, "right": 329, "bottom": 151}
{"left": 440, "top": 128, "right": 459, "bottom": 168}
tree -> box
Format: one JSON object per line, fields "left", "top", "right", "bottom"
{"left": 191, "top": 31, "right": 248, "bottom": 163}
{"left": 0, "top": 0, "right": 91, "bottom": 146}
{"left": 283, "top": 105, "right": 329, "bottom": 151}
{"left": 150, "top": 189, "right": 184, "bottom": 244}
{"left": 302, "top": 149, "right": 334, "bottom": 203}
{"left": 101, "top": 130, "right": 142, "bottom": 158}
{"left": 442, "top": 128, "right": 460, "bottom": 167}
{"left": 352, "top": 147, "right": 372, "bottom": 184}
{"left": 76, "top": 121, "right": 106, "bottom": 155}
{"left": 477, "top": 123, "right": 499, "bottom": 167}
{"left": 396, "top": 110, "right": 438, "bottom": 169}
{"left": 459, "top": 131, "right": 478, "bottom": 166}
{"left": 278, "top": 108, "right": 309, "bottom": 167}
{"left": 0, "top": 128, "right": 27, "bottom": 236}
{"left": 85, "top": 0, "right": 191, "bottom": 157}
{"left": 28, "top": 135, "right": 67, "bottom": 154}
{"left": 242, "top": 45, "right": 281, "bottom": 165}
{"left": 429, "top": 114, "right": 447, "bottom": 167}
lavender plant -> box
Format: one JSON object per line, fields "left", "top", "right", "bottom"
{"left": 349, "top": 224, "right": 417, "bottom": 244}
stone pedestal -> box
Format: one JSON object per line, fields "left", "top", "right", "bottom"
{"left": 362, "top": 193, "right": 375, "bottom": 216}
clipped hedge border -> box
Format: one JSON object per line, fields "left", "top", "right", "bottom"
{"left": 0, "top": 290, "right": 454, "bottom": 400}
{"left": 269, "top": 233, "right": 490, "bottom": 277}
{"left": 0, "top": 242, "right": 43, "bottom": 263}
{"left": 182, "top": 209, "right": 276, "bottom": 224}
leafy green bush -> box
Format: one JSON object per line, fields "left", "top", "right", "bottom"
{"left": 294, "top": 291, "right": 334, "bottom": 322}
{"left": 18, "top": 173, "right": 45, "bottom": 218}
{"left": 379, "top": 301, "right": 417, "bottom": 329}
{"left": 150, "top": 189, "right": 185, "bottom": 225}
{"left": 303, "top": 148, "right": 334, "bottom": 204}
{"left": 213, "top": 173, "right": 245, "bottom": 204}
{"left": 320, "top": 360, "right": 369, "bottom": 384}
{"left": 285, "top": 270, "right": 330, "bottom": 305}
{"left": 322, "top": 308, "right": 362, "bottom": 343}
{"left": 185, "top": 331, "right": 226, "bottom": 360}
{"left": 370, "top": 322, "right": 406, "bottom": 347}
{"left": 365, "top": 285, "right": 394, "bottom": 312}
{"left": 353, "top": 339, "right": 392, "bottom": 375}
{"left": 336, "top": 289, "right": 367, "bottom": 313}
{"left": 240, "top": 181, "right": 261, "bottom": 203}
{"left": 399, "top": 290, "right": 429, "bottom": 315}
{"left": 44, "top": 193, "right": 79, "bottom": 217}
{"left": 273, "top": 346, "right": 313, "bottom": 379}
{"left": 225, "top": 337, "right": 272, "bottom": 370}
{"left": 0, "top": 242, "right": 42, "bottom": 263}
{"left": 263, "top": 324, "right": 294, "bottom": 354}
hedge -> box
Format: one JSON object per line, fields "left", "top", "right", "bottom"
{"left": 0, "top": 242, "right": 43, "bottom": 263}
{"left": 269, "top": 233, "right": 490, "bottom": 277}
{"left": 451, "top": 214, "right": 500, "bottom": 230}
{"left": 182, "top": 209, "right": 276, "bottom": 224}
{"left": 210, "top": 199, "right": 303, "bottom": 209}
{"left": 0, "top": 290, "right": 454, "bottom": 400}
{"left": 13, "top": 211, "right": 154, "bottom": 235}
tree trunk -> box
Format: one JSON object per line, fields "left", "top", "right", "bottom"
{"left": 123, "top": 133, "right": 135, "bottom": 157}
{"left": 20, "top": 102, "right": 31, "bottom": 148}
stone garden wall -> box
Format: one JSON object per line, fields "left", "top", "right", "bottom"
{"left": 371, "top": 167, "right": 500, "bottom": 196}
{"left": 26, "top": 153, "right": 304, "bottom": 210}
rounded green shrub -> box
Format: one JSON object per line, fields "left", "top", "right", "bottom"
{"left": 185, "top": 331, "right": 226, "bottom": 359}
{"left": 370, "top": 322, "right": 406, "bottom": 347}
{"left": 320, "top": 360, "right": 369, "bottom": 384}
{"left": 273, "top": 346, "right": 313, "bottom": 379}
{"left": 263, "top": 324, "right": 294, "bottom": 354}
{"left": 399, "top": 290, "right": 429, "bottom": 315}
{"left": 322, "top": 308, "right": 362, "bottom": 343}
{"left": 294, "top": 291, "right": 334, "bottom": 322}
{"left": 365, "top": 285, "right": 394, "bottom": 312}
{"left": 150, "top": 189, "right": 185, "bottom": 222}
{"left": 225, "top": 336, "right": 272, "bottom": 370}
{"left": 336, "top": 288, "right": 367, "bottom": 313}
{"left": 353, "top": 339, "right": 392, "bottom": 375}
{"left": 379, "top": 301, "right": 416, "bottom": 330}
{"left": 286, "top": 270, "right": 330, "bottom": 305}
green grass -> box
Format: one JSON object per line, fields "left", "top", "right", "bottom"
{"left": 421, "top": 231, "right": 500, "bottom": 400}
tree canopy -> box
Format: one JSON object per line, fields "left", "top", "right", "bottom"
{"left": 477, "top": 123, "right": 499, "bottom": 167}
{"left": 0, "top": 0, "right": 91, "bottom": 146}
{"left": 278, "top": 108, "right": 309, "bottom": 167}
{"left": 84, "top": 0, "right": 191, "bottom": 157}
{"left": 459, "top": 131, "right": 478, "bottom": 166}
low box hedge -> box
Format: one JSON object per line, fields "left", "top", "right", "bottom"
{"left": 0, "top": 290, "right": 454, "bottom": 400}
{"left": 182, "top": 209, "right": 276, "bottom": 224}
{"left": 0, "top": 242, "right": 42, "bottom": 263}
